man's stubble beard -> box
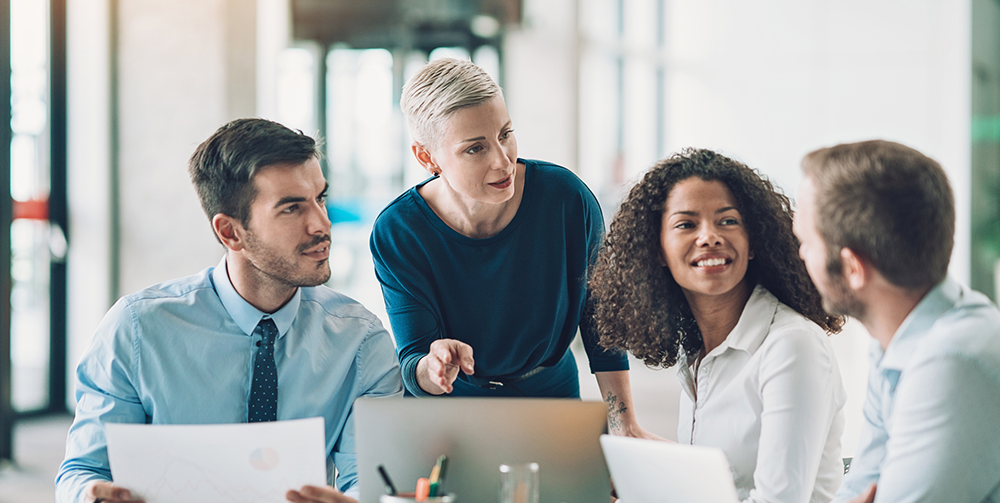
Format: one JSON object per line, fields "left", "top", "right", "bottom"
{"left": 244, "top": 231, "right": 332, "bottom": 288}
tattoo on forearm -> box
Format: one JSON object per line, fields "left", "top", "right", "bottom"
{"left": 605, "top": 391, "right": 628, "bottom": 433}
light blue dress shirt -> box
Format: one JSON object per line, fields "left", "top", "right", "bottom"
{"left": 834, "top": 277, "right": 1000, "bottom": 503}
{"left": 55, "top": 258, "right": 403, "bottom": 503}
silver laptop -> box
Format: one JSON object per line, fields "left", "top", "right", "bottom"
{"left": 355, "top": 397, "right": 610, "bottom": 503}
{"left": 600, "top": 435, "right": 739, "bottom": 503}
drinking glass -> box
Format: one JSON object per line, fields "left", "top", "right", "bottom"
{"left": 499, "top": 462, "right": 539, "bottom": 503}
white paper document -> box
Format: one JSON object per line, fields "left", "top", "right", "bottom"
{"left": 105, "top": 417, "right": 327, "bottom": 503}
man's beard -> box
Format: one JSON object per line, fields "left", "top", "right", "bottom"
{"left": 244, "top": 231, "right": 332, "bottom": 288}
{"left": 821, "top": 259, "right": 866, "bottom": 321}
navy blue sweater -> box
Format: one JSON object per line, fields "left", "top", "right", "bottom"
{"left": 370, "top": 159, "right": 628, "bottom": 396}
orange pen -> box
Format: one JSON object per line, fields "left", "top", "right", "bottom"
{"left": 415, "top": 477, "right": 431, "bottom": 501}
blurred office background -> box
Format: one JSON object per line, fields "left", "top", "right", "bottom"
{"left": 0, "top": 0, "right": 998, "bottom": 501}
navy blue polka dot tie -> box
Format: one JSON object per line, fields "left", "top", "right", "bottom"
{"left": 248, "top": 318, "right": 278, "bottom": 422}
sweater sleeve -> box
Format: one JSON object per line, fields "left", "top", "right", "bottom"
{"left": 369, "top": 208, "right": 440, "bottom": 397}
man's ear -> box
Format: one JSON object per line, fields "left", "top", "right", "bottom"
{"left": 412, "top": 142, "right": 441, "bottom": 175}
{"left": 212, "top": 213, "right": 245, "bottom": 251}
{"left": 840, "top": 247, "right": 868, "bottom": 291}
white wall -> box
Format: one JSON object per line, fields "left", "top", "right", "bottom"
{"left": 505, "top": 0, "right": 581, "bottom": 170}
{"left": 116, "top": 0, "right": 248, "bottom": 296}
{"left": 659, "top": 0, "right": 971, "bottom": 283}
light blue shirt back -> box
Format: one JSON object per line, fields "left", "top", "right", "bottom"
{"left": 55, "top": 258, "right": 403, "bottom": 503}
{"left": 835, "top": 277, "right": 1000, "bottom": 503}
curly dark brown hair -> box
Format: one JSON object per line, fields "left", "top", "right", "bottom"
{"left": 588, "top": 148, "right": 844, "bottom": 368}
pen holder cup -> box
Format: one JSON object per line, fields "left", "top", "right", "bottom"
{"left": 380, "top": 494, "right": 455, "bottom": 503}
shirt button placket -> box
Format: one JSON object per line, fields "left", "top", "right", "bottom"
{"left": 692, "top": 360, "right": 711, "bottom": 444}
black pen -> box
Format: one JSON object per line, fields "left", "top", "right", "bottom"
{"left": 377, "top": 464, "right": 398, "bottom": 496}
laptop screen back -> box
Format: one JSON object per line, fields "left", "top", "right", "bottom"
{"left": 355, "top": 397, "right": 610, "bottom": 503}
{"left": 600, "top": 435, "right": 739, "bottom": 503}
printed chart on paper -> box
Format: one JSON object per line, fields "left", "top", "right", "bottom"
{"left": 106, "top": 417, "right": 326, "bottom": 503}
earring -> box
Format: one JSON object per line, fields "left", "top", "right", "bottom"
{"left": 431, "top": 167, "right": 442, "bottom": 176}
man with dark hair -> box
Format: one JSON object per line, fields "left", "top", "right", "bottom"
{"left": 55, "top": 118, "right": 402, "bottom": 503}
{"left": 793, "top": 139, "right": 1000, "bottom": 503}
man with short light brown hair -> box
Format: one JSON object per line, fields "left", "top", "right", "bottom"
{"left": 793, "top": 139, "right": 1000, "bottom": 503}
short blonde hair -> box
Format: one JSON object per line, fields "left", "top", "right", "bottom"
{"left": 400, "top": 58, "right": 502, "bottom": 149}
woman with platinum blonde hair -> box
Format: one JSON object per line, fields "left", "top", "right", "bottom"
{"left": 589, "top": 149, "right": 847, "bottom": 503}
{"left": 370, "top": 58, "right": 654, "bottom": 437}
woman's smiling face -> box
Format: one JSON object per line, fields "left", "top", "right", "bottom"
{"left": 660, "top": 177, "right": 752, "bottom": 303}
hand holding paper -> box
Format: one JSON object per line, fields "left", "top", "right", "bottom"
{"left": 285, "top": 485, "right": 357, "bottom": 503}
{"left": 85, "top": 480, "right": 144, "bottom": 503}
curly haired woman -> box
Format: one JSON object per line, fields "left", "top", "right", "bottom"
{"left": 590, "top": 149, "right": 847, "bottom": 503}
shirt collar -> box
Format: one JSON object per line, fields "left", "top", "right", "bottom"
{"left": 878, "top": 276, "right": 962, "bottom": 371}
{"left": 210, "top": 255, "right": 300, "bottom": 339}
{"left": 709, "top": 284, "right": 778, "bottom": 357}
{"left": 675, "top": 284, "right": 778, "bottom": 401}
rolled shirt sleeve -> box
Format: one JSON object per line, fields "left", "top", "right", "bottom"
{"left": 332, "top": 319, "right": 404, "bottom": 493}
{"left": 56, "top": 300, "right": 148, "bottom": 503}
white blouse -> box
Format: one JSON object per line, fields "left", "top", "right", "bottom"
{"left": 676, "top": 285, "right": 846, "bottom": 503}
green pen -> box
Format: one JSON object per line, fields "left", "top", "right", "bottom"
{"left": 428, "top": 455, "right": 448, "bottom": 497}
